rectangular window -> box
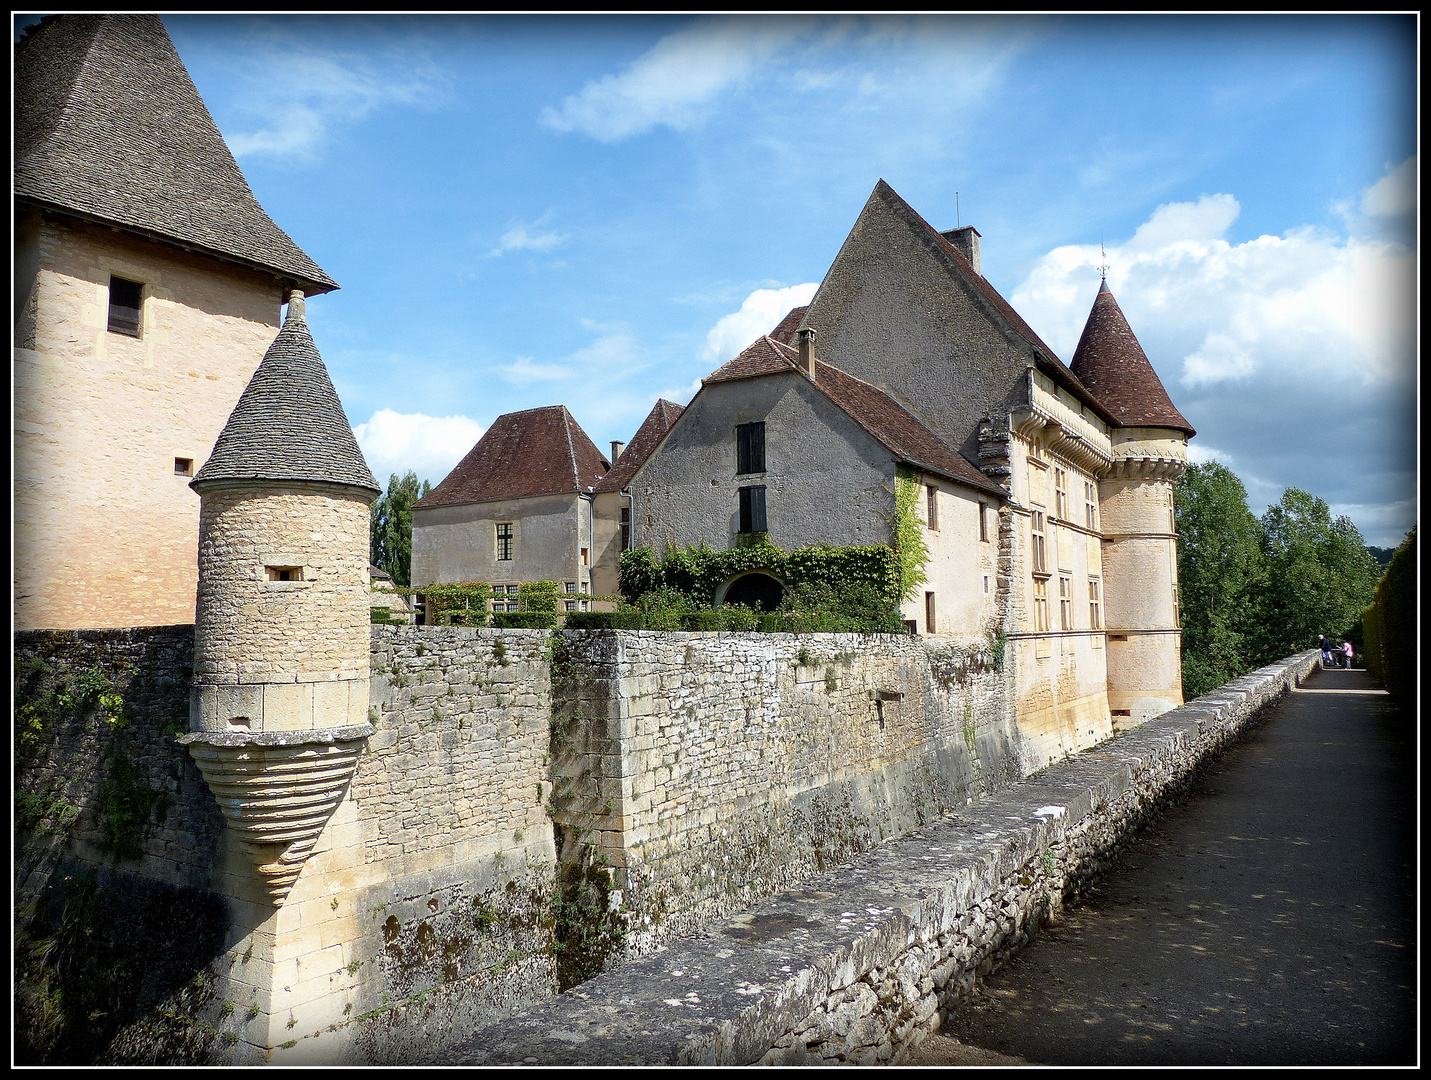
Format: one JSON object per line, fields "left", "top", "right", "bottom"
{"left": 1033, "top": 578, "right": 1050, "bottom": 632}
{"left": 736, "top": 421, "right": 766, "bottom": 475}
{"left": 1059, "top": 575, "right": 1072, "bottom": 630}
{"left": 580, "top": 547, "right": 589, "bottom": 566}
{"left": 1054, "top": 468, "right": 1069, "bottom": 521}
{"left": 1031, "top": 510, "right": 1047, "bottom": 574}
{"left": 565, "top": 582, "right": 577, "bottom": 593}
{"left": 174, "top": 457, "right": 193, "bottom": 476}
{"left": 979, "top": 503, "right": 989, "bottom": 542}
{"left": 620, "top": 505, "right": 631, "bottom": 551}
{"left": 1085, "top": 481, "right": 1098, "bottom": 530}
{"left": 107, "top": 276, "right": 143, "bottom": 337}
{"left": 565, "top": 600, "right": 577, "bottom": 611}
{"left": 738, "top": 485, "right": 767, "bottom": 533}
{"left": 926, "top": 485, "right": 938, "bottom": 531}
{"left": 1089, "top": 578, "right": 1102, "bottom": 630}
{"left": 1173, "top": 583, "right": 1181, "bottom": 626}
{"left": 580, "top": 581, "right": 589, "bottom": 594}
{"left": 496, "top": 523, "right": 514, "bottom": 561}
{"left": 925, "top": 591, "right": 937, "bottom": 634}
{"left": 983, "top": 575, "right": 990, "bottom": 595}
{"left": 266, "top": 565, "right": 302, "bottom": 582}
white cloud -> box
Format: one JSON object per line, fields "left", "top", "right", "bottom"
{"left": 1360, "top": 155, "right": 1416, "bottom": 219}
{"left": 353, "top": 408, "right": 483, "bottom": 488}
{"left": 221, "top": 41, "right": 448, "bottom": 162}
{"left": 501, "top": 324, "right": 640, "bottom": 387}
{"left": 487, "top": 216, "right": 567, "bottom": 258}
{"left": 700, "top": 283, "right": 820, "bottom": 367}
{"left": 540, "top": 16, "right": 1025, "bottom": 144}
{"left": 541, "top": 18, "right": 811, "bottom": 142}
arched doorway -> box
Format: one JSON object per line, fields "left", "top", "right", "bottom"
{"left": 716, "top": 572, "right": 785, "bottom": 613}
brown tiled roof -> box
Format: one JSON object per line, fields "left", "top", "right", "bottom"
{"left": 192, "top": 308, "right": 379, "bottom": 494}
{"left": 416, "top": 406, "right": 609, "bottom": 509}
{"left": 768, "top": 305, "right": 808, "bottom": 345}
{"left": 1070, "top": 282, "right": 1195, "bottom": 436}
{"left": 705, "top": 336, "right": 1005, "bottom": 499}
{"left": 865, "top": 180, "right": 1119, "bottom": 429}
{"left": 594, "top": 399, "right": 685, "bottom": 493}
{"left": 14, "top": 14, "right": 337, "bottom": 295}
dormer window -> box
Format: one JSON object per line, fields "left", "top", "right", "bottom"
{"left": 108, "top": 276, "right": 143, "bottom": 337}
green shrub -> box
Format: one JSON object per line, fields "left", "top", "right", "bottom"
{"left": 492, "top": 612, "right": 557, "bottom": 630}
{"left": 518, "top": 580, "right": 560, "bottom": 615}
{"left": 424, "top": 582, "right": 492, "bottom": 627}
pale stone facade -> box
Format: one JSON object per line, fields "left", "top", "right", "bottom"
{"left": 14, "top": 213, "right": 284, "bottom": 629}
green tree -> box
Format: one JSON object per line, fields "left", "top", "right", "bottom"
{"left": 1174, "top": 462, "right": 1265, "bottom": 698}
{"left": 369, "top": 471, "right": 430, "bottom": 587}
{"left": 1361, "top": 527, "right": 1416, "bottom": 711}
{"left": 1252, "top": 488, "right": 1382, "bottom": 664}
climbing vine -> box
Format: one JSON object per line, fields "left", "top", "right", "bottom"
{"left": 887, "top": 466, "right": 931, "bottom": 602}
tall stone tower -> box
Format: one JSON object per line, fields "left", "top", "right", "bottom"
{"left": 182, "top": 293, "right": 381, "bottom": 903}
{"left": 1071, "top": 280, "right": 1196, "bottom": 726}
{"left": 14, "top": 14, "right": 338, "bottom": 630}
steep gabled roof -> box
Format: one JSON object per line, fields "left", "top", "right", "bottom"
{"left": 1070, "top": 282, "right": 1196, "bottom": 436}
{"left": 595, "top": 399, "right": 685, "bottom": 493}
{"left": 705, "top": 336, "right": 1005, "bottom": 499}
{"left": 14, "top": 14, "right": 337, "bottom": 294}
{"left": 192, "top": 308, "right": 378, "bottom": 493}
{"left": 768, "top": 305, "right": 808, "bottom": 345}
{"left": 416, "top": 406, "right": 609, "bottom": 509}
{"left": 806, "top": 180, "right": 1118, "bottom": 429}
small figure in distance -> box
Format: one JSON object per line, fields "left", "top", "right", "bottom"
{"left": 1340, "top": 639, "right": 1354, "bottom": 668}
{"left": 1319, "top": 634, "right": 1333, "bottom": 668}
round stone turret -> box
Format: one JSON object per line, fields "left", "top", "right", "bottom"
{"left": 1072, "top": 282, "right": 1193, "bottom": 727}
{"left": 182, "top": 292, "right": 379, "bottom": 903}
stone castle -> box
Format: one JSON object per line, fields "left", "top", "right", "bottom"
{"left": 14, "top": 14, "right": 1201, "bottom": 1066}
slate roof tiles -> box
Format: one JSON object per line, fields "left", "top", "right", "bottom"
{"left": 1070, "top": 282, "right": 1196, "bottom": 435}
{"left": 417, "top": 407, "right": 610, "bottom": 509}
{"left": 192, "top": 309, "right": 379, "bottom": 493}
{"left": 14, "top": 14, "right": 336, "bottom": 294}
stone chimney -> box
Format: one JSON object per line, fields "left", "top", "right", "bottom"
{"left": 940, "top": 226, "right": 981, "bottom": 276}
{"left": 797, "top": 327, "right": 816, "bottom": 379}
{"left": 286, "top": 288, "right": 305, "bottom": 321}
{"left": 610, "top": 440, "right": 624, "bottom": 463}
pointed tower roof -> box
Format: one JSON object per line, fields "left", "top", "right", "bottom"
{"left": 1070, "top": 282, "right": 1196, "bottom": 436}
{"left": 193, "top": 301, "right": 379, "bottom": 494}
{"left": 14, "top": 14, "right": 337, "bottom": 294}
{"left": 595, "top": 399, "right": 685, "bottom": 493}
{"left": 417, "top": 406, "right": 610, "bottom": 509}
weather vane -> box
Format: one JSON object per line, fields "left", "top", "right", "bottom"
{"left": 1097, "top": 240, "right": 1110, "bottom": 282}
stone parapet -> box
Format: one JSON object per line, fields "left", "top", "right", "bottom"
{"left": 441, "top": 650, "right": 1318, "bottom": 1066}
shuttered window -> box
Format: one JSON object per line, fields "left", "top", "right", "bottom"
{"left": 108, "top": 276, "right": 143, "bottom": 337}
{"left": 736, "top": 422, "right": 766, "bottom": 475}
{"left": 738, "top": 485, "right": 767, "bottom": 533}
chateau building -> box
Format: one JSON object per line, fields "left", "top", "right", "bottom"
{"left": 13, "top": 14, "right": 336, "bottom": 630}
{"left": 628, "top": 181, "right": 1194, "bottom": 758}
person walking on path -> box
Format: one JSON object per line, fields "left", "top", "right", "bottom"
{"left": 1320, "top": 635, "right": 1334, "bottom": 667}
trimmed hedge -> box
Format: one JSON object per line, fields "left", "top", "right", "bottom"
{"left": 492, "top": 612, "right": 558, "bottom": 630}
{"left": 1361, "top": 527, "right": 1415, "bottom": 712}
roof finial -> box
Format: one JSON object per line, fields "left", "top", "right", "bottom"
{"left": 1096, "top": 241, "right": 1110, "bottom": 289}
{"left": 955, "top": 191, "right": 961, "bottom": 229}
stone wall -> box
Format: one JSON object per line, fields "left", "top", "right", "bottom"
{"left": 441, "top": 650, "right": 1320, "bottom": 1065}
{"left": 548, "top": 629, "right": 1022, "bottom": 959}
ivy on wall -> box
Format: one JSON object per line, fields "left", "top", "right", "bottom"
{"left": 888, "top": 466, "right": 932, "bottom": 602}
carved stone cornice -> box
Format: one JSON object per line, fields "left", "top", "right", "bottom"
{"left": 1105, "top": 456, "right": 1187, "bottom": 481}
{"left": 179, "top": 724, "right": 373, "bottom": 904}
{"left": 1011, "top": 404, "right": 1115, "bottom": 476}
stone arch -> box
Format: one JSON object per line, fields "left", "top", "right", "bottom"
{"left": 714, "top": 571, "right": 786, "bottom": 613}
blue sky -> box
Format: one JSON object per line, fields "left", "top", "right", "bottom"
{"left": 18, "top": 14, "right": 1416, "bottom": 546}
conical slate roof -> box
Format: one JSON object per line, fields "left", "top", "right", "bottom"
{"left": 1070, "top": 282, "right": 1195, "bottom": 436}
{"left": 14, "top": 14, "right": 337, "bottom": 294}
{"left": 192, "top": 309, "right": 379, "bottom": 494}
